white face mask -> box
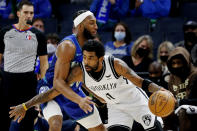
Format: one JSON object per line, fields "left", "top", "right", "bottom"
{"left": 114, "top": 31, "right": 126, "bottom": 41}
{"left": 47, "top": 43, "right": 56, "bottom": 54}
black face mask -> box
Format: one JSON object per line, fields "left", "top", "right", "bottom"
{"left": 170, "top": 66, "right": 188, "bottom": 78}
{"left": 136, "top": 48, "right": 149, "bottom": 57}
{"left": 184, "top": 32, "right": 197, "bottom": 46}
{"left": 160, "top": 55, "right": 168, "bottom": 62}
{"left": 83, "top": 27, "right": 95, "bottom": 40}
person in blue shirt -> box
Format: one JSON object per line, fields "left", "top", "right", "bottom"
{"left": 17, "top": 0, "right": 52, "bottom": 18}
{"left": 35, "top": 33, "right": 59, "bottom": 80}
{"left": 90, "top": 0, "right": 130, "bottom": 31}
{"left": 104, "top": 21, "right": 133, "bottom": 59}
{"left": 0, "top": 0, "right": 16, "bottom": 19}
{"left": 9, "top": 10, "right": 106, "bottom": 131}
{"left": 130, "top": 0, "right": 171, "bottom": 19}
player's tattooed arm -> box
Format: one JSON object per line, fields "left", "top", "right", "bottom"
{"left": 25, "top": 88, "right": 60, "bottom": 109}
{"left": 114, "top": 58, "right": 163, "bottom": 92}
{"left": 148, "top": 82, "right": 163, "bottom": 92}
{"left": 114, "top": 58, "right": 143, "bottom": 87}
{"left": 9, "top": 88, "right": 60, "bottom": 122}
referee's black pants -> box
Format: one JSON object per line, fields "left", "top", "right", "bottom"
{"left": 2, "top": 71, "right": 38, "bottom": 131}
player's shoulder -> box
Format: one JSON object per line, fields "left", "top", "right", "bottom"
{"left": 56, "top": 40, "right": 76, "bottom": 60}
{"left": 113, "top": 57, "right": 125, "bottom": 66}
{"left": 104, "top": 55, "right": 123, "bottom": 67}
{"left": 58, "top": 39, "right": 76, "bottom": 50}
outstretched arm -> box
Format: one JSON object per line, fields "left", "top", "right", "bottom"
{"left": 114, "top": 58, "right": 162, "bottom": 92}
{"left": 54, "top": 41, "right": 94, "bottom": 113}
{"left": 9, "top": 88, "right": 60, "bottom": 123}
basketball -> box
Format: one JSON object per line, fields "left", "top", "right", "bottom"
{"left": 148, "top": 90, "right": 175, "bottom": 117}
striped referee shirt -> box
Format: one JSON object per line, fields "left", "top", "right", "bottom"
{"left": 0, "top": 25, "right": 47, "bottom": 73}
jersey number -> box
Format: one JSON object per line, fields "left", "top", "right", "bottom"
{"left": 123, "top": 77, "right": 128, "bottom": 84}
{"left": 106, "top": 93, "right": 115, "bottom": 100}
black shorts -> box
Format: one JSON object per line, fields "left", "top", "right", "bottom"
{"left": 2, "top": 71, "right": 37, "bottom": 105}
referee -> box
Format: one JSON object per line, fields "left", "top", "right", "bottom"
{"left": 0, "top": 1, "right": 48, "bottom": 130}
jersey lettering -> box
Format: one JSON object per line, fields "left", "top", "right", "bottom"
{"left": 89, "top": 83, "right": 117, "bottom": 91}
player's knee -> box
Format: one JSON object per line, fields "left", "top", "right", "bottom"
{"left": 89, "top": 124, "right": 106, "bottom": 131}
{"left": 48, "top": 115, "right": 63, "bottom": 131}
{"left": 108, "top": 125, "right": 131, "bottom": 131}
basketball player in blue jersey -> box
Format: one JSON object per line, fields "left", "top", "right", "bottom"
{"left": 9, "top": 10, "right": 106, "bottom": 131}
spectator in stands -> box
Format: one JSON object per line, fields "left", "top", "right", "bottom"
{"left": 122, "top": 35, "right": 153, "bottom": 77}
{"left": 17, "top": 0, "right": 52, "bottom": 18}
{"left": 130, "top": 0, "right": 171, "bottom": 19}
{"left": 0, "top": 0, "right": 16, "bottom": 19}
{"left": 157, "top": 41, "right": 174, "bottom": 82}
{"left": 35, "top": 33, "right": 59, "bottom": 80}
{"left": 148, "top": 61, "right": 168, "bottom": 90}
{"left": 166, "top": 47, "right": 197, "bottom": 131}
{"left": 90, "top": 0, "right": 130, "bottom": 31}
{"left": 32, "top": 18, "right": 45, "bottom": 32}
{"left": 104, "top": 22, "right": 132, "bottom": 59}
{"left": 175, "top": 20, "right": 197, "bottom": 66}
{"left": 46, "top": 33, "right": 60, "bottom": 47}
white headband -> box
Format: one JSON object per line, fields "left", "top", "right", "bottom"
{"left": 73, "top": 11, "right": 93, "bottom": 27}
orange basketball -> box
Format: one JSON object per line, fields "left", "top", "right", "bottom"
{"left": 148, "top": 90, "right": 176, "bottom": 117}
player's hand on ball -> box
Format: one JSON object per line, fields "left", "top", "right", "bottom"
{"left": 159, "top": 87, "right": 166, "bottom": 91}
{"left": 78, "top": 96, "right": 95, "bottom": 114}
{"left": 9, "top": 104, "right": 26, "bottom": 123}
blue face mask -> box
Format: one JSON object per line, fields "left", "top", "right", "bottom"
{"left": 114, "top": 32, "right": 126, "bottom": 41}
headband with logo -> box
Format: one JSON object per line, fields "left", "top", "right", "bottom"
{"left": 73, "top": 11, "right": 94, "bottom": 27}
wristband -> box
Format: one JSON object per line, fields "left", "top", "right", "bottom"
{"left": 22, "top": 103, "right": 28, "bottom": 111}
{"left": 142, "top": 79, "right": 152, "bottom": 92}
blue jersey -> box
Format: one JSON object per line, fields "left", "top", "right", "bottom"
{"left": 104, "top": 41, "right": 131, "bottom": 59}
{"left": 37, "top": 34, "right": 93, "bottom": 120}
{"left": 35, "top": 55, "right": 54, "bottom": 74}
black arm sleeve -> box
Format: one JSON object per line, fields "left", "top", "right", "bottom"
{"left": 35, "top": 30, "right": 47, "bottom": 56}
{"left": 0, "top": 26, "right": 12, "bottom": 54}
{"left": 0, "top": 28, "right": 6, "bottom": 54}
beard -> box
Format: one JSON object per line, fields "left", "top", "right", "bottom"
{"left": 83, "top": 27, "right": 95, "bottom": 40}
{"left": 85, "top": 61, "right": 99, "bottom": 73}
